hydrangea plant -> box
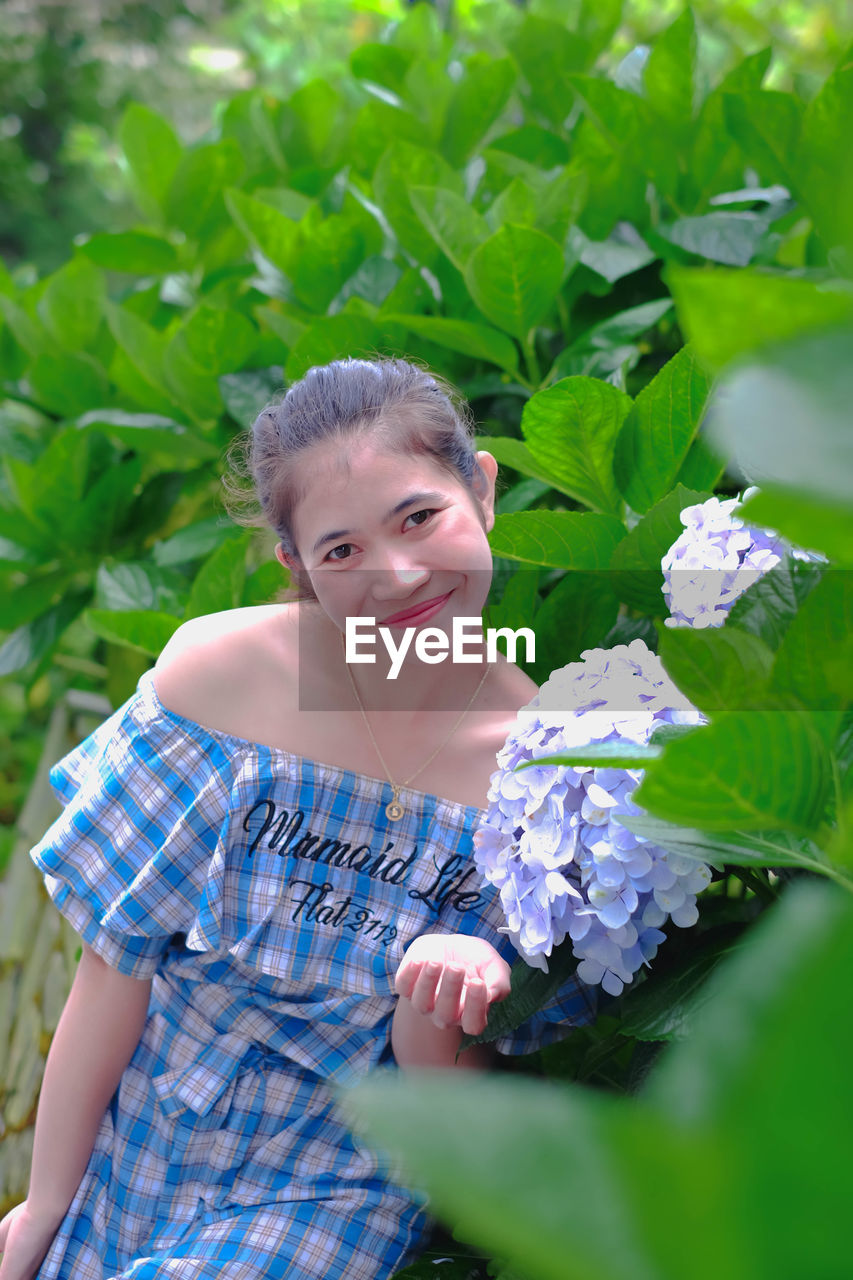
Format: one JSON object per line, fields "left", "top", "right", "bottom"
{"left": 661, "top": 486, "right": 817, "bottom": 628}
{"left": 473, "top": 640, "right": 711, "bottom": 997}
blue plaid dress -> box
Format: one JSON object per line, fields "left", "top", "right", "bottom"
{"left": 30, "top": 669, "right": 596, "bottom": 1280}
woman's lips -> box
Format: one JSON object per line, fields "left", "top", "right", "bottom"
{"left": 380, "top": 590, "right": 453, "bottom": 627}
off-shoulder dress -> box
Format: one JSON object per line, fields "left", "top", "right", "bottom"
{"left": 29, "top": 668, "right": 596, "bottom": 1280}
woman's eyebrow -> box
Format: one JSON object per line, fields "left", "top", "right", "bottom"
{"left": 311, "top": 491, "right": 444, "bottom": 554}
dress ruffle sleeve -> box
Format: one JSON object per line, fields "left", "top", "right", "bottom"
{"left": 30, "top": 672, "right": 235, "bottom": 979}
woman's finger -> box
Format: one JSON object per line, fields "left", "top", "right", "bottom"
{"left": 408, "top": 961, "right": 443, "bottom": 1015}
{"left": 431, "top": 965, "right": 465, "bottom": 1029}
{"left": 460, "top": 978, "right": 489, "bottom": 1036}
{"left": 393, "top": 957, "right": 420, "bottom": 999}
{"left": 480, "top": 956, "right": 512, "bottom": 1003}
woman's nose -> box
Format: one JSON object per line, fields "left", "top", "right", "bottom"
{"left": 370, "top": 547, "right": 429, "bottom": 596}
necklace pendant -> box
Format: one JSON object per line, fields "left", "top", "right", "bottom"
{"left": 385, "top": 789, "right": 405, "bottom": 822}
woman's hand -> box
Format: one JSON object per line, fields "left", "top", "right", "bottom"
{"left": 0, "top": 1201, "right": 60, "bottom": 1280}
{"left": 394, "top": 933, "right": 511, "bottom": 1037}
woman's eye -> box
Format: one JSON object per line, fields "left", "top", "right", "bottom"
{"left": 405, "top": 508, "right": 436, "bottom": 529}
{"left": 326, "top": 543, "right": 353, "bottom": 562}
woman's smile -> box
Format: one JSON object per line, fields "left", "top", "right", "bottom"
{"left": 379, "top": 590, "right": 455, "bottom": 628}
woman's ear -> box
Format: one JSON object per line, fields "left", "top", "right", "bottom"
{"left": 473, "top": 450, "right": 499, "bottom": 532}
{"left": 275, "top": 543, "right": 298, "bottom": 572}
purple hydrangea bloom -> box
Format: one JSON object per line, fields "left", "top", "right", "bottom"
{"left": 661, "top": 486, "right": 819, "bottom": 629}
{"left": 473, "top": 640, "right": 711, "bottom": 997}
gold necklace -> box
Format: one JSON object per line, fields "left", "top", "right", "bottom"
{"left": 341, "top": 630, "right": 490, "bottom": 821}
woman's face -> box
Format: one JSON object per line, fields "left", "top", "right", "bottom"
{"left": 279, "top": 438, "right": 498, "bottom": 637}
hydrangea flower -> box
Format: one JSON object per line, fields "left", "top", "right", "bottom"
{"left": 661, "top": 486, "right": 818, "bottom": 629}
{"left": 473, "top": 640, "right": 711, "bottom": 998}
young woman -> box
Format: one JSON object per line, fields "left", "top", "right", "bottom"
{"left": 0, "top": 359, "right": 596, "bottom": 1280}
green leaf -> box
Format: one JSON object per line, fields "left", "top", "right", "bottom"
{"left": 614, "top": 346, "right": 713, "bottom": 513}
{"left": 510, "top": 15, "right": 590, "bottom": 127}
{"left": 348, "top": 881, "right": 853, "bottom": 1280}
{"left": 722, "top": 90, "right": 802, "bottom": 188}
{"left": 118, "top": 103, "right": 182, "bottom": 218}
{"left": 633, "top": 711, "right": 832, "bottom": 833}
{"left": 219, "top": 367, "right": 284, "bottom": 428}
{"left": 656, "top": 625, "right": 775, "bottom": 714}
{"left": 153, "top": 519, "right": 240, "bottom": 568}
{"left": 610, "top": 484, "right": 711, "bottom": 615}
{"left": 384, "top": 314, "right": 518, "bottom": 373}
{"left": 74, "top": 410, "right": 218, "bottom": 463}
{"left": 184, "top": 534, "right": 250, "bottom": 620}
{"left": 465, "top": 224, "right": 564, "bottom": 340}
{"left": 225, "top": 189, "right": 299, "bottom": 274}
{"left": 533, "top": 165, "right": 589, "bottom": 245}
{"left": 1, "top": 571, "right": 76, "bottom": 631}
{"left": 409, "top": 186, "right": 490, "bottom": 272}
{"left": 725, "top": 552, "right": 824, "bottom": 650}
{"left": 242, "top": 559, "right": 287, "bottom": 607}
{"left": 67, "top": 456, "right": 144, "bottom": 553}
{"left": 567, "top": 224, "right": 655, "bottom": 284}
{"left": 687, "top": 52, "right": 774, "bottom": 208}
{"left": 796, "top": 64, "right": 853, "bottom": 251}
{"left": 613, "top": 814, "right": 831, "bottom": 874}
{"left": 668, "top": 267, "right": 853, "bottom": 372}
{"left": 350, "top": 42, "right": 413, "bottom": 95}
{"left": 0, "top": 295, "right": 53, "bottom": 360}
{"left": 106, "top": 302, "right": 171, "bottom": 403}
{"left": 523, "top": 742, "right": 663, "bottom": 768}
{"left": 284, "top": 315, "right": 380, "bottom": 383}
{"left": 290, "top": 210, "right": 366, "bottom": 311}
{"left": 282, "top": 79, "right": 345, "bottom": 168}
{"left": 348, "top": 99, "right": 425, "bottom": 176}
{"left": 643, "top": 882, "right": 853, "bottom": 1218}
{"left": 737, "top": 486, "right": 853, "bottom": 568}
{"left": 344, "top": 1072, "right": 732, "bottom": 1280}
{"left": 166, "top": 140, "right": 244, "bottom": 240}
{"left": 95, "top": 561, "right": 184, "bottom": 615}
{"left": 400, "top": 59, "right": 454, "bottom": 146}
{"left": 79, "top": 231, "right": 178, "bottom": 274}
{"left": 84, "top": 608, "right": 181, "bottom": 657}
{"left": 489, "top": 124, "right": 569, "bottom": 168}
{"left": 5, "top": 427, "right": 90, "bottom": 532}
{"left": 489, "top": 511, "right": 626, "bottom": 569}
{"left": 162, "top": 334, "right": 224, "bottom": 424}
{"left": 28, "top": 353, "right": 108, "bottom": 418}
{"left": 521, "top": 377, "right": 631, "bottom": 515}
{"left": 180, "top": 306, "right": 257, "bottom": 376}
{"left": 672, "top": 432, "right": 726, "bottom": 493}
{"left": 618, "top": 932, "right": 743, "bottom": 1043}
{"left": 707, "top": 328, "right": 853, "bottom": 505}
{"left": 658, "top": 211, "right": 771, "bottom": 267}
{"left": 771, "top": 571, "right": 853, "bottom": 710}
{"left": 0, "top": 592, "right": 91, "bottom": 675}
{"left": 441, "top": 54, "right": 516, "bottom": 166}
{"left": 475, "top": 437, "right": 559, "bottom": 489}
{"left": 564, "top": 298, "right": 674, "bottom": 356}
{"left": 643, "top": 8, "right": 697, "bottom": 140}
{"left": 373, "top": 143, "right": 463, "bottom": 265}
{"left": 529, "top": 570, "right": 620, "bottom": 682}
{"left": 484, "top": 565, "right": 540, "bottom": 634}
{"left": 37, "top": 257, "right": 105, "bottom": 352}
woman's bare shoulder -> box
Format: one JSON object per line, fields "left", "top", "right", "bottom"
{"left": 153, "top": 604, "right": 299, "bottom": 722}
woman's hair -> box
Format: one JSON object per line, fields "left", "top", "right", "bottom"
{"left": 226, "top": 357, "right": 485, "bottom": 600}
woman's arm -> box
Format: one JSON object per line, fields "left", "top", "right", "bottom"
{"left": 392, "top": 934, "right": 511, "bottom": 1071}
{"left": 0, "top": 944, "right": 151, "bottom": 1280}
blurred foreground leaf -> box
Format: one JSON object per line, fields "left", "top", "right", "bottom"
{"left": 345, "top": 879, "right": 853, "bottom": 1280}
